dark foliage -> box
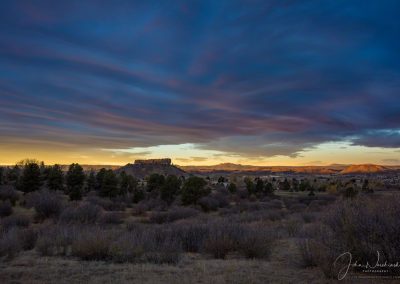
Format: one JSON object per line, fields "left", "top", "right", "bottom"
{"left": 66, "top": 164, "right": 85, "bottom": 200}
{"left": 0, "top": 200, "right": 13, "bottom": 217}
{"left": 181, "top": 176, "right": 208, "bottom": 205}
{"left": 18, "top": 161, "right": 42, "bottom": 193}
{"left": 47, "top": 164, "right": 64, "bottom": 191}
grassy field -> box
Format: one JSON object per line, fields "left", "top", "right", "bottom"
{"left": 1, "top": 185, "right": 400, "bottom": 283}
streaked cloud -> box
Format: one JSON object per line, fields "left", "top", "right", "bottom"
{"left": 0, "top": 0, "right": 399, "bottom": 165}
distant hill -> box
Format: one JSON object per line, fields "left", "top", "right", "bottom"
{"left": 180, "top": 163, "right": 399, "bottom": 175}
{"left": 117, "top": 159, "right": 186, "bottom": 179}
{"left": 340, "top": 164, "right": 389, "bottom": 174}
{"left": 180, "top": 163, "right": 341, "bottom": 174}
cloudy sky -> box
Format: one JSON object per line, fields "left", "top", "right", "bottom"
{"left": 0, "top": 0, "right": 399, "bottom": 165}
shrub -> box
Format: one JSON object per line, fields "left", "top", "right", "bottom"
{"left": 301, "top": 212, "right": 316, "bottom": 223}
{"left": 71, "top": 228, "right": 113, "bottom": 261}
{"left": 25, "top": 190, "right": 64, "bottom": 221}
{"left": 141, "top": 228, "right": 182, "bottom": 264}
{"left": 36, "top": 225, "right": 78, "bottom": 256}
{"left": 143, "top": 242, "right": 181, "bottom": 264}
{"left": 0, "top": 229, "right": 21, "bottom": 259}
{"left": 0, "top": 200, "right": 13, "bottom": 217}
{"left": 203, "top": 222, "right": 244, "bottom": 259}
{"left": 236, "top": 189, "right": 248, "bottom": 199}
{"left": 0, "top": 186, "right": 19, "bottom": 206}
{"left": 297, "top": 238, "right": 318, "bottom": 268}
{"left": 285, "top": 218, "right": 302, "bottom": 237}
{"left": 238, "top": 227, "right": 274, "bottom": 259}
{"left": 17, "top": 228, "right": 37, "bottom": 250}
{"left": 59, "top": 203, "right": 102, "bottom": 224}
{"left": 268, "top": 199, "right": 283, "bottom": 209}
{"left": 134, "top": 198, "right": 167, "bottom": 212}
{"left": 288, "top": 202, "right": 307, "bottom": 212}
{"left": 86, "top": 196, "right": 126, "bottom": 211}
{"left": 174, "top": 223, "right": 209, "bottom": 252}
{"left": 110, "top": 232, "right": 145, "bottom": 263}
{"left": 198, "top": 196, "right": 219, "bottom": 212}
{"left": 98, "top": 212, "right": 125, "bottom": 225}
{"left": 126, "top": 220, "right": 143, "bottom": 232}
{"left": 213, "top": 192, "right": 230, "bottom": 208}
{"left": 309, "top": 196, "right": 400, "bottom": 278}
{"left": 61, "top": 225, "right": 183, "bottom": 264}
{"left": 131, "top": 203, "right": 148, "bottom": 216}
{"left": 149, "top": 207, "right": 198, "bottom": 224}
{"left": 1, "top": 215, "right": 30, "bottom": 232}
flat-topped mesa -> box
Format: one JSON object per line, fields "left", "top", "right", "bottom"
{"left": 134, "top": 158, "right": 172, "bottom": 166}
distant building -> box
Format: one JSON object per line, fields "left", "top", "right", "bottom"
{"left": 134, "top": 158, "right": 172, "bottom": 166}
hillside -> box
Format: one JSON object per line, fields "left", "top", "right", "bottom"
{"left": 180, "top": 163, "right": 341, "bottom": 174}
{"left": 340, "top": 164, "right": 389, "bottom": 174}
{"left": 117, "top": 160, "right": 186, "bottom": 179}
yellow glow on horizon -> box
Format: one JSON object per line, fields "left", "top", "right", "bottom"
{"left": 0, "top": 142, "right": 399, "bottom": 166}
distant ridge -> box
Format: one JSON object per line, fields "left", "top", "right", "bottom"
{"left": 180, "top": 163, "right": 395, "bottom": 175}
{"left": 180, "top": 163, "right": 340, "bottom": 174}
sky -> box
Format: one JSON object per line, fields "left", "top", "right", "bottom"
{"left": 0, "top": 0, "right": 399, "bottom": 166}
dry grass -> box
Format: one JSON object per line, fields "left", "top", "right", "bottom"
{"left": 2, "top": 188, "right": 399, "bottom": 283}
{"left": 0, "top": 240, "right": 329, "bottom": 284}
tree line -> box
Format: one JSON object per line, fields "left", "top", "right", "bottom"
{"left": 0, "top": 160, "right": 213, "bottom": 205}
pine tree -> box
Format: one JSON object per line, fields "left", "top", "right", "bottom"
{"left": 86, "top": 170, "right": 96, "bottom": 192}
{"left": 98, "top": 169, "right": 119, "bottom": 198}
{"left": 66, "top": 163, "right": 85, "bottom": 200}
{"left": 47, "top": 164, "right": 64, "bottom": 191}
{"left": 160, "top": 175, "right": 181, "bottom": 205}
{"left": 19, "top": 162, "right": 42, "bottom": 193}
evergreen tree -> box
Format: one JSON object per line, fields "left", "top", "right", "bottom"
{"left": 98, "top": 169, "right": 119, "bottom": 198}
{"left": 299, "top": 179, "right": 311, "bottom": 192}
{"left": 343, "top": 186, "right": 358, "bottom": 199}
{"left": 181, "top": 176, "right": 208, "bottom": 205}
{"left": 132, "top": 188, "right": 145, "bottom": 203}
{"left": 228, "top": 182, "right": 237, "bottom": 193}
{"left": 218, "top": 176, "right": 226, "bottom": 183}
{"left": 264, "top": 182, "right": 274, "bottom": 195}
{"left": 362, "top": 179, "right": 372, "bottom": 193}
{"left": 119, "top": 171, "right": 137, "bottom": 194}
{"left": 66, "top": 163, "right": 85, "bottom": 200}
{"left": 7, "top": 165, "right": 21, "bottom": 187}
{"left": 39, "top": 161, "right": 49, "bottom": 183}
{"left": 96, "top": 168, "right": 107, "bottom": 191}
{"left": 146, "top": 173, "right": 165, "bottom": 192}
{"left": 281, "top": 178, "right": 291, "bottom": 191}
{"left": 292, "top": 178, "right": 299, "bottom": 192}
{"left": 0, "top": 167, "right": 3, "bottom": 185}
{"left": 18, "top": 162, "right": 42, "bottom": 193}
{"left": 244, "top": 177, "right": 255, "bottom": 195}
{"left": 47, "top": 164, "right": 64, "bottom": 191}
{"left": 160, "top": 175, "right": 181, "bottom": 205}
{"left": 86, "top": 170, "right": 96, "bottom": 192}
{"left": 255, "top": 178, "right": 264, "bottom": 194}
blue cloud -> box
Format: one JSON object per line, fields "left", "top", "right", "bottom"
{"left": 0, "top": 0, "right": 399, "bottom": 157}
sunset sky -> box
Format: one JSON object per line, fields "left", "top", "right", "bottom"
{"left": 0, "top": 0, "right": 399, "bottom": 166}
